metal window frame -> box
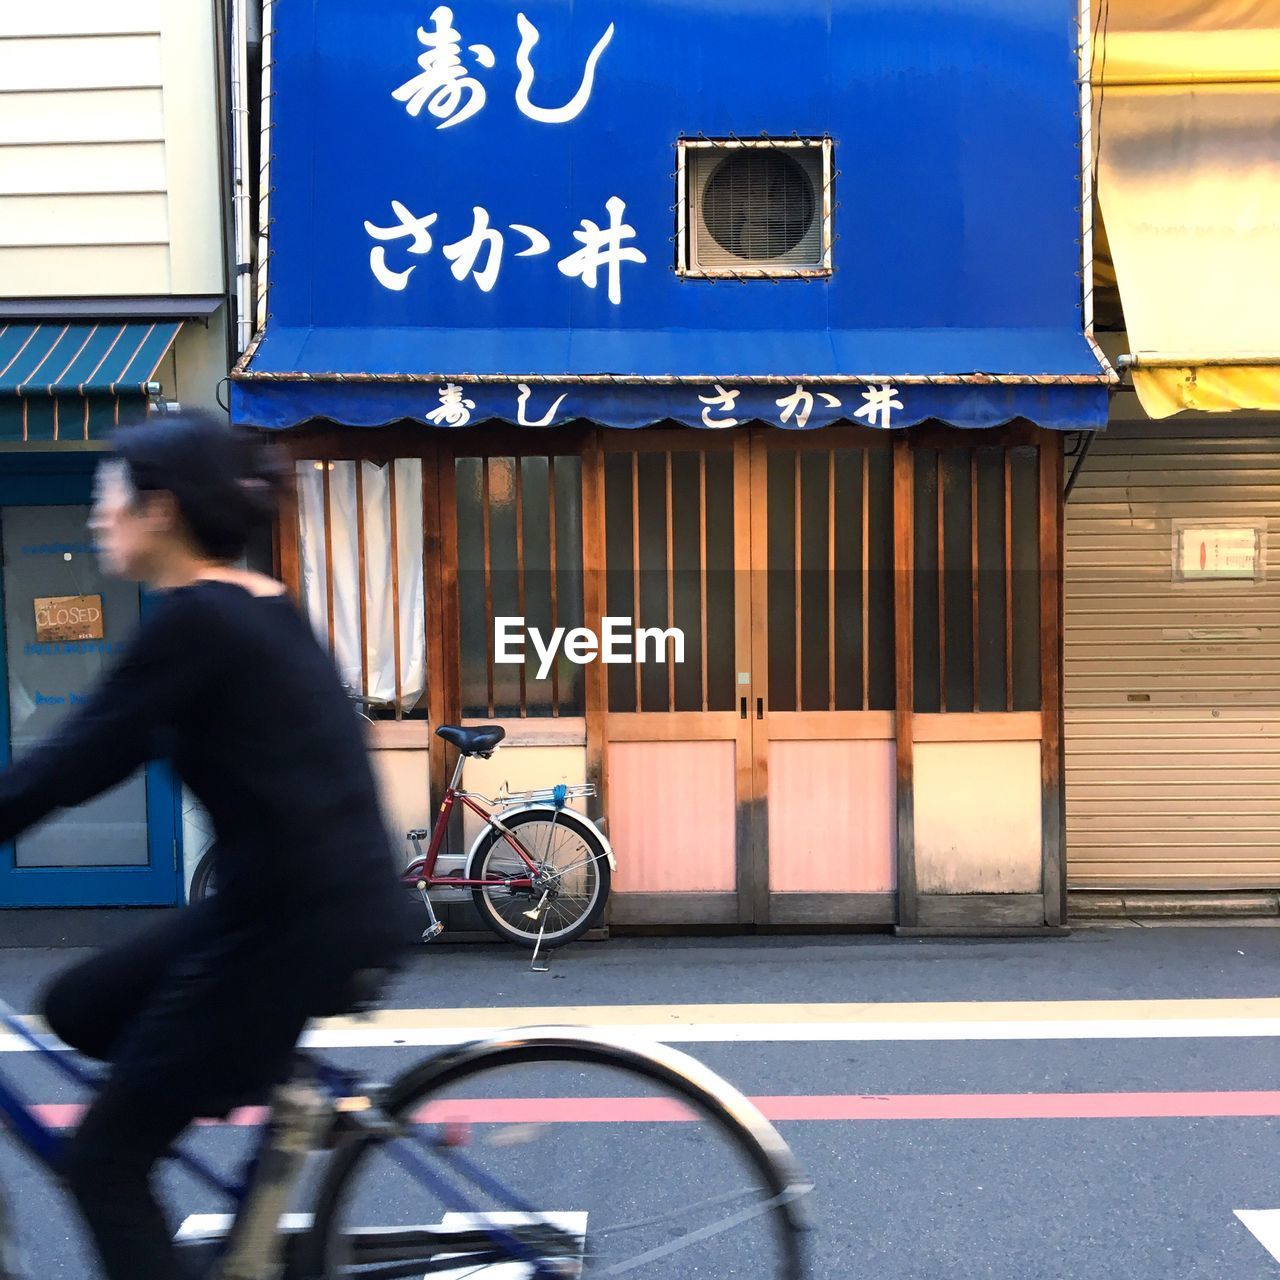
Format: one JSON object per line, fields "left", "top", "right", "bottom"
{"left": 675, "top": 136, "right": 834, "bottom": 281}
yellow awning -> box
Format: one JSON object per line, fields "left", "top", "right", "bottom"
{"left": 1093, "top": 1, "right": 1280, "bottom": 418}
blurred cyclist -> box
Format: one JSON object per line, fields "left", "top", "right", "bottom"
{"left": 0, "top": 410, "right": 410, "bottom": 1279}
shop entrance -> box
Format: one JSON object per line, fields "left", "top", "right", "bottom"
{"left": 279, "top": 423, "right": 1066, "bottom": 932}
{"left": 0, "top": 469, "right": 179, "bottom": 908}
{"left": 747, "top": 429, "right": 899, "bottom": 924}
{"left": 598, "top": 429, "right": 900, "bottom": 926}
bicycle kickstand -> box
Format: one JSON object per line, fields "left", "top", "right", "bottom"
{"left": 527, "top": 892, "right": 551, "bottom": 973}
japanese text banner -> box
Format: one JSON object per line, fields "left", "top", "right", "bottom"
{"left": 234, "top": 378, "right": 1107, "bottom": 433}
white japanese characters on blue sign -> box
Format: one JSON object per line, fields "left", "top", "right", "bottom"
{"left": 422, "top": 379, "right": 905, "bottom": 430}
{"left": 365, "top": 197, "right": 645, "bottom": 304}
{"left": 367, "top": 8, "right": 645, "bottom": 308}
{"left": 393, "top": 7, "right": 614, "bottom": 129}
{"left": 365, "top": 5, "right": 905, "bottom": 431}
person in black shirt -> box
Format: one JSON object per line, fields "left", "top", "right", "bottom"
{"left": 0, "top": 411, "right": 411, "bottom": 1279}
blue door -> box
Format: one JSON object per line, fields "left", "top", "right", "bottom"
{"left": 0, "top": 462, "right": 179, "bottom": 907}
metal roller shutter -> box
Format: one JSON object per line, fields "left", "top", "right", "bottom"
{"left": 1065, "top": 421, "right": 1280, "bottom": 890}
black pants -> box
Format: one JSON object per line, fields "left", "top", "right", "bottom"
{"left": 41, "top": 898, "right": 400, "bottom": 1280}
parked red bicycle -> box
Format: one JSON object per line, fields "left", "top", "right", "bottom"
{"left": 192, "top": 721, "right": 614, "bottom": 950}
{"left": 402, "top": 723, "right": 614, "bottom": 949}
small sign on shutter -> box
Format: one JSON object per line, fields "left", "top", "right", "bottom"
{"left": 1173, "top": 523, "right": 1265, "bottom": 583}
{"left": 34, "top": 594, "right": 104, "bottom": 643}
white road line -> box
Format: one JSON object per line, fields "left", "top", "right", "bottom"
{"left": 295, "top": 1017, "right": 1280, "bottom": 1048}
{"left": 176, "top": 1212, "right": 313, "bottom": 1240}
{"left": 12, "top": 999, "right": 1280, "bottom": 1052}
{"left": 174, "top": 1210, "right": 587, "bottom": 1280}
{"left": 1233, "top": 1213, "right": 1280, "bottom": 1264}
{"left": 1237, "top": 1210, "right": 1280, "bottom": 1265}
{"left": 8, "top": 1015, "right": 1280, "bottom": 1054}
{"left": 438, "top": 1212, "right": 587, "bottom": 1279}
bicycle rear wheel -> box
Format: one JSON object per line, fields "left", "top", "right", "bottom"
{"left": 470, "top": 809, "right": 611, "bottom": 948}
{"left": 305, "top": 1031, "right": 811, "bottom": 1278}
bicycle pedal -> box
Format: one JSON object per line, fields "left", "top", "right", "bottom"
{"left": 421, "top": 922, "right": 445, "bottom": 942}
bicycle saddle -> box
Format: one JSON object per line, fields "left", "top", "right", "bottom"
{"left": 435, "top": 724, "right": 506, "bottom": 758}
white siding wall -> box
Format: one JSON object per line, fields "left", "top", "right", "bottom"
{"left": 1065, "top": 422, "right": 1280, "bottom": 890}
{"left": 0, "top": 0, "right": 223, "bottom": 297}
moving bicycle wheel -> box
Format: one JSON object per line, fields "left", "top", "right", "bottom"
{"left": 304, "top": 1029, "right": 812, "bottom": 1278}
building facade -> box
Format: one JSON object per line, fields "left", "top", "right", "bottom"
{"left": 1065, "top": 410, "right": 1280, "bottom": 899}
{"left": 231, "top": 0, "right": 1112, "bottom": 934}
{"left": 0, "top": 0, "right": 233, "bottom": 909}
{"left": 1063, "top": 1, "right": 1280, "bottom": 911}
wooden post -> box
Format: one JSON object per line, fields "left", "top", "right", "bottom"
{"left": 1039, "top": 432, "right": 1066, "bottom": 926}
{"left": 893, "top": 438, "right": 917, "bottom": 927}
{"left": 743, "top": 429, "right": 767, "bottom": 925}
{"left": 581, "top": 430, "right": 610, "bottom": 833}
{"left": 277, "top": 462, "right": 301, "bottom": 600}
{"left": 421, "top": 437, "right": 449, "bottom": 808}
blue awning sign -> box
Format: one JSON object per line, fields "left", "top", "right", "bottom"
{"left": 232, "top": 0, "right": 1113, "bottom": 432}
{"left": 236, "top": 375, "right": 1106, "bottom": 434}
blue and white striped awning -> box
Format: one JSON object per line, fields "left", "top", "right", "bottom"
{"left": 0, "top": 321, "right": 182, "bottom": 442}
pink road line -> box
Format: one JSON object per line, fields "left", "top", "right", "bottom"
{"left": 29, "top": 1104, "right": 273, "bottom": 1129}
{"left": 26, "top": 1090, "right": 1280, "bottom": 1130}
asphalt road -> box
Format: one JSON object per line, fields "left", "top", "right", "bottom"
{"left": 0, "top": 924, "right": 1277, "bottom": 1279}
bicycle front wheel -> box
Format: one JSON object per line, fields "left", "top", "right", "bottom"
{"left": 306, "top": 1031, "right": 811, "bottom": 1279}
{"left": 470, "top": 809, "right": 611, "bottom": 948}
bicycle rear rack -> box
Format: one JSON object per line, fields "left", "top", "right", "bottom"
{"left": 495, "top": 782, "right": 595, "bottom": 808}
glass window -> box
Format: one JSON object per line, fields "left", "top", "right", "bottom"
{"left": 1, "top": 506, "right": 149, "bottom": 867}
{"left": 913, "top": 445, "right": 1042, "bottom": 714}
{"left": 456, "top": 454, "right": 584, "bottom": 719}
{"left": 605, "top": 447, "right": 736, "bottom": 713}
{"left": 767, "top": 445, "right": 896, "bottom": 713}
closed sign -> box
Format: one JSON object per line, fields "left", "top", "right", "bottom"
{"left": 34, "top": 594, "right": 104, "bottom": 642}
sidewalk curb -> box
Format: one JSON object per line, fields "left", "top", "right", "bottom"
{"left": 0, "top": 907, "right": 176, "bottom": 949}
{"left": 1069, "top": 891, "right": 1280, "bottom": 921}
{"left": 895, "top": 926, "right": 1072, "bottom": 939}
{"left": 4, "top": 900, "right": 1275, "bottom": 948}
{"left": 0, "top": 904, "right": 608, "bottom": 949}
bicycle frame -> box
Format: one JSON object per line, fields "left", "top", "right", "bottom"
{"left": 0, "top": 1002, "right": 583, "bottom": 1278}
{"left": 400, "top": 751, "right": 595, "bottom": 891}
{"left": 0, "top": 1000, "right": 239, "bottom": 1197}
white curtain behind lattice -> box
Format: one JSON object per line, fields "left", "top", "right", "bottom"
{"left": 296, "top": 458, "right": 427, "bottom": 712}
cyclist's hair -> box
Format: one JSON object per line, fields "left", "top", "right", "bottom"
{"left": 111, "top": 410, "right": 286, "bottom": 562}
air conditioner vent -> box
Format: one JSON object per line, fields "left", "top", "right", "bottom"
{"left": 679, "top": 139, "right": 832, "bottom": 277}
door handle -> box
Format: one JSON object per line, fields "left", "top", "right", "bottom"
{"left": 740, "top": 696, "right": 747, "bottom": 720}
{"left": 756, "top": 697, "right": 763, "bottom": 720}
